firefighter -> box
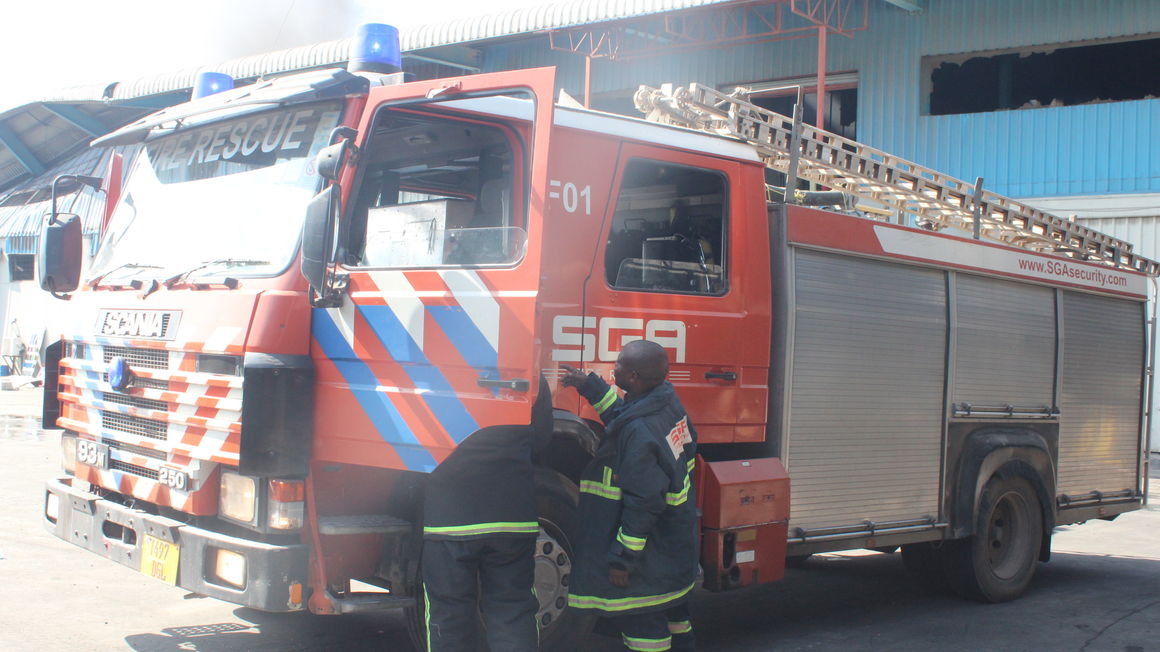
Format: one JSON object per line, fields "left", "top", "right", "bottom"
{"left": 421, "top": 379, "right": 553, "bottom": 651}
{"left": 562, "top": 339, "right": 698, "bottom": 652}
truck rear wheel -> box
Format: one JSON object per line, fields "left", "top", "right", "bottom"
{"left": 943, "top": 471, "right": 1043, "bottom": 603}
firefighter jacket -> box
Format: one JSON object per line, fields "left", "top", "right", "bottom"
{"left": 422, "top": 378, "right": 554, "bottom": 540}
{"left": 567, "top": 374, "right": 699, "bottom": 614}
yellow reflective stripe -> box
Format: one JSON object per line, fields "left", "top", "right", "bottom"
{"left": 622, "top": 634, "right": 672, "bottom": 651}
{"left": 423, "top": 584, "right": 433, "bottom": 652}
{"left": 568, "top": 581, "right": 695, "bottom": 612}
{"left": 581, "top": 466, "right": 622, "bottom": 501}
{"left": 616, "top": 528, "right": 647, "bottom": 551}
{"left": 593, "top": 387, "right": 618, "bottom": 414}
{"left": 423, "top": 521, "right": 539, "bottom": 536}
{"left": 686, "top": 458, "right": 696, "bottom": 473}
{"left": 668, "top": 620, "right": 693, "bottom": 635}
{"left": 665, "top": 473, "right": 691, "bottom": 506}
{"left": 580, "top": 480, "right": 622, "bottom": 500}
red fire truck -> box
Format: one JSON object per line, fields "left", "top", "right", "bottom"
{"left": 40, "top": 24, "right": 1153, "bottom": 648}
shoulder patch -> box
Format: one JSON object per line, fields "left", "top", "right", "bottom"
{"left": 665, "top": 417, "right": 692, "bottom": 460}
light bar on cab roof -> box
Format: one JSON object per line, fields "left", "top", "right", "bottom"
{"left": 348, "top": 23, "right": 402, "bottom": 74}
{"left": 193, "top": 72, "right": 234, "bottom": 99}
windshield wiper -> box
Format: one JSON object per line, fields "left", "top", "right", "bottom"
{"left": 88, "top": 262, "right": 163, "bottom": 289}
{"left": 163, "top": 258, "right": 271, "bottom": 288}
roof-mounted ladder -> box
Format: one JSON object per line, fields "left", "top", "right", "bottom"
{"left": 634, "top": 83, "right": 1159, "bottom": 276}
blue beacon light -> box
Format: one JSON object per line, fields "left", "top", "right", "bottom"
{"left": 108, "top": 357, "right": 135, "bottom": 392}
{"left": 192, "top": 71, "right": 234, "bottom": 99}
{"left": 348, "top": 23, "right": 402, "bottom": 74}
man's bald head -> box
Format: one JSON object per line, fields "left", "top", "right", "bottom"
{"left": 613, "top": 340, "right": 669, "bottom": 393}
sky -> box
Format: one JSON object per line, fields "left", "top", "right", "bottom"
{"left": 0, "top": 0, "right": 550, "bottom": 111}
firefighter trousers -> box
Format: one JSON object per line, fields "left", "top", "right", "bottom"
{"left": 422, "top": 536, "right": 539, "bottom": 652}
{"left": 610, "top": 602, "right": 695, "bottom": 651}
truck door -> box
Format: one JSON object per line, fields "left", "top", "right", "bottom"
{"left": 583, "top": 144, "right": 770, "bottom": 444}
{"left": 312, "top": 69, "right": 554, "bottom": 471}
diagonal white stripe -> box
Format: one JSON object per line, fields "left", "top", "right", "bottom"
{"left": 366, "top": 270, "right": 425, "bottom": 350}
{"left": 204, "top": 326, "right": 242, "bottom": 353}
{"left": 440, "top": 270, "right": 500, "bottom": 353}
{"left": 324, "top": 297, "right": 359, "bottom": 352}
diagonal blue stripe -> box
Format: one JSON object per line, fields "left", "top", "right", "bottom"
{"left": 312, "top": 311, "right": 437, "bottom": 471}
{"left": 358, "top": 305, "right": 479, "bottom": 443}
{"left": 426, "top": 305, "right": 499, "bottom": 372}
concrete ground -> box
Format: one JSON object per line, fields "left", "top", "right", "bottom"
{"left": 2, "top": 385, "right": 1157, "bottom": 651}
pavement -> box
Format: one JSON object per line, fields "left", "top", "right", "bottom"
{"left": 3, "top": 385, "right": 1158, "bottom": 651}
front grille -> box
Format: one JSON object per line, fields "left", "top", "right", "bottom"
{"left": 102, "top": 392, "right": 168, "bottom": 413}
{"left": 135, "top": 377, "right": 169, "bottom": 391}
{"left": 111, "top": 459, "right": 158, "bottom": 480}
{"left": 102, "top": 437, "right": 167, "bottom": 461}
{"left": 65, "top": 342, "right": 88, "bottom": 361}
{"left": 102, "top": 346, "right": 169, "bottom": 370}
{"left": 102, "top": 411, "right": 168, "bottom": 440}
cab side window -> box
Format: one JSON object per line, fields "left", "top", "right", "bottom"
{"left": 604, "top": 159, "right": 727, "bottom": 295}
{"left": 346, "top": 111, "right": 524, "bottom": 267}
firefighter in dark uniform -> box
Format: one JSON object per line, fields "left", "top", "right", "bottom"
{"left": 421, "top": 379, "right": 553, "bottom": 651}
{"left": 562, "top": 339, "right": 698, "bottom": 652}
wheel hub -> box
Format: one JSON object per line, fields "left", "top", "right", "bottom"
{"left": 534, "top": 526, "right": 572, "bottom": 630}
{"left": 986, "top": 490, "right": 1031, "bottom": 579}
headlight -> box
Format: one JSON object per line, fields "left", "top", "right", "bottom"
{"left": 61, "top": 434, "right": 78, "bottom": 475}
{"left": 219, "top": 472, "right": 257, "bottom": 524}
{"left": 45, "top": 492, "right": 60, "bottom": 523}
{"left": 211, "top": 548, "right": 247, "bottom": 589}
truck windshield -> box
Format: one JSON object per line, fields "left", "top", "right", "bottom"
{"left": 89, "top": 101, "right": 344, "bottom": 283}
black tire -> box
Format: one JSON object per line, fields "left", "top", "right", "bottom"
{"left": 533, "top": 467, "right": 593, "bottom": 651}
{"left": 404, "top": 583, "right": 428, "bottom": 652}
{"left": 942, "top": 471, "right": 1044, "bottom": 603}
{"left": 900, "top": 542, "right": 949, "bottom": 592}
{"left": 785, "top": 554, "right": 813, "bottom": 568}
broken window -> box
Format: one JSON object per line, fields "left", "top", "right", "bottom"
{"left": 926, "top": 36, "right": 1160, "bottom": 116}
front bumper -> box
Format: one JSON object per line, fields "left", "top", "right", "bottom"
{"left": 44, "top": 476, "right": 309, "bottom": 612}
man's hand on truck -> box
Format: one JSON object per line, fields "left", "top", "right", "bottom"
{"left": 559, "top": 364, "right": 588, "bottom": 388}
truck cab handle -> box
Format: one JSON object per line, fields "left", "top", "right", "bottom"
{"left": 477, "top": 376, "right": 530, "bottom": 392}
{"left": 704, "top": 371, "right": 737, "bottom": 381}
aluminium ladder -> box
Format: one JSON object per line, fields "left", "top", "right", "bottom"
{"left": 633, "top": 83, "right": 1159, "bottom": 276}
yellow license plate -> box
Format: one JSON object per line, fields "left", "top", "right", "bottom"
{"left": 140, "top": 534, "right": 180, "bottom": 585}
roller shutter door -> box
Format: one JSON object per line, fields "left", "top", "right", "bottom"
{"left": 952, "top": 275, "right": 1055, "bottom": 409}
{"left": 787, "top": 250, "right": 946, "bottom": 533}
{"left": 1058, "top": 292, "right": 1144, "bottom": 495}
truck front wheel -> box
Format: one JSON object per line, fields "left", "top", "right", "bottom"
{"left": 943, "top": 471, "right": 1044, "bottom": 602}
{"left": 533, "top": 467, "right": 592, "bottom": 651}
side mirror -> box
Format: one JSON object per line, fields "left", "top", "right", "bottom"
{"left": 315, "top": 139, "right": 353, "bottom": 182}
{"left": 38, "top": 212, "right": 83, "bottom": 296}
{"left": 301, "top": 185, "right": 341, "bottom": 306}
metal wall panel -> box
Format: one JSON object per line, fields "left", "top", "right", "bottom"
{"left": 952, "top": 275, "right": 1056, "bottom": 408}
{"left": 484, "top": 0, "right": 1160, "bottom": 197}
{"left": 786, "top": 250, "right": 945, "bottom": 532}
{"left": 1057, "top": 292, "right": 1145, "bottom": 495}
